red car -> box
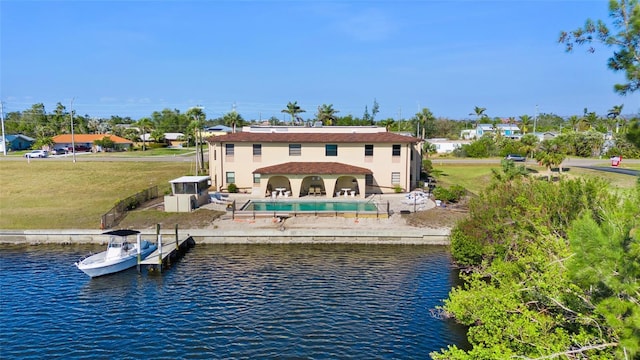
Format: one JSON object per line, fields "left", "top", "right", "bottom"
{"left": 69, "top": 145, "right": 91, "bottom": 152}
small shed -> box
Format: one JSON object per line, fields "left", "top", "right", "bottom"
{"left": 164, "top": 176, "right": 211, "bottom": 212}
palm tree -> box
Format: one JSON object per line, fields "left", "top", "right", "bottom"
{"left": 581, "top": 108, "right": 599, "bottom": 131}
{"left": 607, "top": 104, "right": 624, "bottom": 133}
{"left": 281, "top": 101, "right": 306, "bottom": 124}
{"left": 415, "top": 108, "right": 435, "bottom": 139}
{"left": 469, "top": 106, "right": 487, "bottom": 128}
{"left": 520, "top": 133, "right": 539, "bottom": 159}
{"left": 519, "top": 114, "right": 532, "bottom": 134}
{"left": 316, "top": 104, "right": 339, "bottom": 126}
{"left": 535, "top": 139, "right": 566, "bottom": 176}
{"left": 379, "top": 118, "right": 395, "bottom": 131}
{"left": 423, "top": 142, "right": 437, "bottom": 158}
{"left": 567, "top": 115, "right": 581, "bottom": 132}
{"left": 137, "top": 117, "right": 154, "bottom": 151}
{"left": 222, "top": 111, "right": 243, "bottom": 134}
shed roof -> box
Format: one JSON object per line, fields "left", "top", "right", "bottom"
{"left": 169, "top": 176, "right": 211, "bottom": 183}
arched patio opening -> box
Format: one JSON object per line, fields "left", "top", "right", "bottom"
{"left": 333, "top": 176, "right": 359, "bottom": 197}
{"left": 300, "top": 175, "right": 326, "bottom": 197}
{"left": 266, "top": 176, "right": 292, "bottom": 197}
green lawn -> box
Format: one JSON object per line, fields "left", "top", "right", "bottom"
{"left": 431, "top": 164, "right": 499, "bottom": 195}
{"left": 432, "top": 163, "right": 638, "bottom": 195}
{"left": 99, "top": 147, "right": 197, "bottom": 157}
{"left": 0, "top": 161, "right": 192, "bottom": 229}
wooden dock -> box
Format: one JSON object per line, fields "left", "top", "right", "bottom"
{"left": 139, "top": 235, "right": 195, "bottom": 272}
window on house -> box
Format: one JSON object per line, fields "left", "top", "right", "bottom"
{"left": 364, "top": 144, "right": 374, "bottom": 156}
{"left": 289, "top": 144, "right": 301, "bottom": 156}
{"left": 226, "top": 172, "right": 235, "bottom": 184}
{"left": 391, "top": 172, "right": 400, "bottom": 184}
{"left": 392, "top": 144, "right": 401, "bottom": 156}
{"left": 253, "top": 173, "right": 260, "bottom": 184}
{"left": 253, "top": 144, "right": 262, "bottom": 156}
{"left": 325, "top": 144, "right": 338, "bottom": 156}
{"left": 225, "top": 144, "right": 234, "bottom": 156}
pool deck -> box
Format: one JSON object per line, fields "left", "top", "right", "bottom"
{"left": 0, "top": 193, "right": 450, "bottom": 245}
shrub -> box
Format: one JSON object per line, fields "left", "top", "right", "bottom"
{"left": 450, "top": 226, "right": 484, "bottom": 266}
{"left": 393, "top": 184, "right": 404, "bottom": 193}
{"left": 227, "top": 183, "right": 238, "bottom": 193}
{"left": 422, "top": 159, "right": 433, "bottom": 173}
{"left": 461, "top": 135, "right": 496, "bottom": 158}
{"left": 433, "top": 184, "right": 466, "bottom": 203}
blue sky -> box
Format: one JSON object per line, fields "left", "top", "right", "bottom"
{"left": 1, "top": 0, "right": 638, "bottom": 122}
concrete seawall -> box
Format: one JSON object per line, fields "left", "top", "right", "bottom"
{"left": 0, "top": 228, "right": 450, "bottom": 246}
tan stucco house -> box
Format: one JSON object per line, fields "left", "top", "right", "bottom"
{"left": 207, "top": 126, "right": 422, "bottom": 198}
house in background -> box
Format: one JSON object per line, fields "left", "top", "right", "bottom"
{"left": 476, "top": 124, "right": 522, "bottom": 139}
{"left": 207, "top": 125, "right": 422, "bottom": 198}
{"left": 141, "top": 132, "right": 185, "bottom": 147}
{"left": 52, "top": 134, "right": 133, "bottom": 152}
{"left": 531, "top": 132, "right": 558, "bottom": 142}
{"left": 460, "top": 129, "right": 476, "bottom": 140}
{"left": 202, "top": 125, "right": 233, "bottom": 138}
{"left": 0, "top": 134, "right": 35, "bottom": 153}
{"left": 426, "top": 138, "right": 471, "bottom": 154}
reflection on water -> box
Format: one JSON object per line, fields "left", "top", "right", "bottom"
{"left": 0, "top": 243, "right": 468, "bottom": 359}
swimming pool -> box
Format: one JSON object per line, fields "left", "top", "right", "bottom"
{"left": 241, "top": 200, "right": 380, "bottom": 213}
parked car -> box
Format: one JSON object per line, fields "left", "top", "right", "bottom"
{"left": 74, "top": 145, "right": 92, "bottom": 152}
{"left": 52, "top": 148, "right": 67, "bottom": 155}
{"left": 24, "top": 150, "right": 49, "bottom": 158}
{"left": 505, "top": 154, "right": 526, "bottom": 162}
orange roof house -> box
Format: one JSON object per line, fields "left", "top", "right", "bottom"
{"left": 52, "top": 134, "right": 133, "bottom": 151}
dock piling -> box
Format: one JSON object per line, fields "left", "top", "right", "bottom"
{"left": 135, "top": 224, "right": 195, "bottom": 274}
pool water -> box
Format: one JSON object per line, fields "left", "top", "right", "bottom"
{"left": 243, "top": 200, "right": 379, "bottom": 212}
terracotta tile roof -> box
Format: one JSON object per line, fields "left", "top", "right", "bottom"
{"left": 207, "top": 132, "right": 419, "bottom": 144}
{"left": 254, "top": 162, "right": 373, "bottom": 175}
{"left": 52, "top": 134, "right": 133, "bottom": 144}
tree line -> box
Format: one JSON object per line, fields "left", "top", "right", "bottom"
{"left": 3, "top": 100, "right": 638, "bottom": 152}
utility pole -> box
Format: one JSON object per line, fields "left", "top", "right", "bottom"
{"left": 1, "top": 101, "right": 6, "bottom": 156}
{"left": 191, "top": 106, "right": 205, "bottom": 175}
{"left": 71, "top": 98, "right": 76, "bottom": 163}
{"left": 194, "top": 111, "right": 199, "bottom": 175}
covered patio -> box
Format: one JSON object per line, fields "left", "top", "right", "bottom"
{"left": 253, "top": 162, "right": 372, "bottom": 199}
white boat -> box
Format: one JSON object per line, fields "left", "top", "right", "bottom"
{"left": 75, "top": 230, "right": 157, "bottom": 278}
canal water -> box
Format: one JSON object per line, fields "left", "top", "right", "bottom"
{"left": 0, "top": 244, "right": 468, "bottom": 359}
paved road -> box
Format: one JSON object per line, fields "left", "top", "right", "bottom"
{"left": 0, "top": 152, "right": 199, "bottom": 162}
{"left": 3, "top": 153, "right": 639, "bottom": 170}
{"left": 429, "top": 157, "right": 640, "bottom": 167}
{"left": 573, "top": 166, "right": 639, "bottom": 176}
